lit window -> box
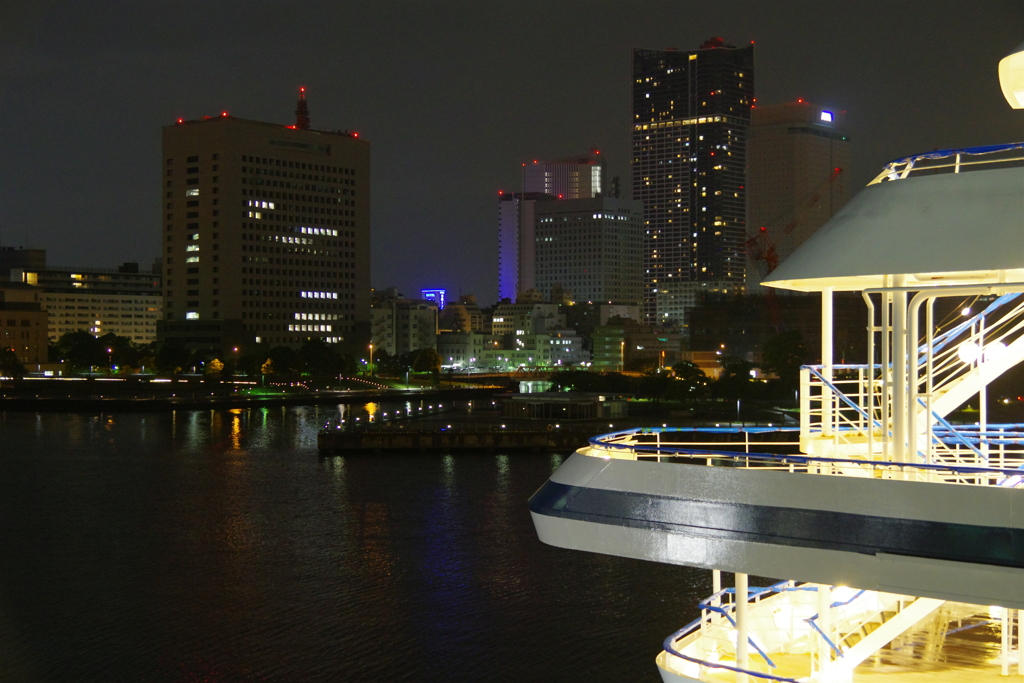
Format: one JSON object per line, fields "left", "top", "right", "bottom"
{"left": 186, "top": 245, "right": 200, "bottom": 252}
{"left": 186, "top": 256, "right": 199, "bottom": 263}
{"left": 186, "top": 188, "right": 199, "bottom": 197}
{"left": 186, "top": 312, "right": 199, "bottom": 320}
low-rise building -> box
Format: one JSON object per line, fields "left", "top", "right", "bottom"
{"left": 13, "top": 261, "right": 162, "bottom": 344}
{"left": 0, "top": 282, "right": 49, "bottom": 364}
{"left": 491, "top": 301, "right": 563, "bottom": 337}
{"left": 439, "top": 294, "right": 485, "bottom": 333}
{"left": 370, "top": 289, "right": 438, "bottom": 356}
{"left": 592, "top": 318, "right": 683, "bottom": 372}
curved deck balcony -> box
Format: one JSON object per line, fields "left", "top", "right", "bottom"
{"left": 528, "top": 427, "right": 1024, "bottom": 610}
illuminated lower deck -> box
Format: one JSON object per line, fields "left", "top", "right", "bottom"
{"left": 529, "top": 427, "right": 1024, "bottom": 683}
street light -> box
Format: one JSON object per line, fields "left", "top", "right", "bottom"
{"left": 368, "top": 343, "right": 374, "bottom": 377}
{"left": 619, "top": 340, "right": 625, "bottom": 372}
{"left": 107, "top": 347, "right": 112, "bottom": 375}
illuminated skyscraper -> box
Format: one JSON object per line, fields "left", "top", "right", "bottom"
{"left": 160, "top": 90, "right": 370, "bottom": 348}
{"left": 633, "top": 37, "right": 754, "bottom": 328}
{"left": 498, "top": 152, "right": 604, "bottom": 302}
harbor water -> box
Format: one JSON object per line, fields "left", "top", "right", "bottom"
{"left": 0, "top": 406, "right": 710, "bottom": 682}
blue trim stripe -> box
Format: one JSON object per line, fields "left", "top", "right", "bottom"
{"left": 529, "top": 480, "right": 1024, "bottom": 569}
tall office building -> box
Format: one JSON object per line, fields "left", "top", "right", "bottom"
{"left": 534, "top": 197, "right": 643, "bottom": 305}
{"left": 633, "top": 37, "right": 754, "bottom": 328}
{"left": 746, "top": 100, "right": 851, "bottom": 290}
{"left": 498, "top": 152, "right": 605, "bottom": 302}
{"left": 523, "top": 152, "right": 604, "bottom": 199}
{"left": 497, "top": 192, "right": 554, "bottom": 301}
{"left": 160, "top": 90, "right": 370, "bottom": 348}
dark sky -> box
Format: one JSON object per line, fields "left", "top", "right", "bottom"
{"left": 2, "top": 1, "right": 1022, "bottom": 306}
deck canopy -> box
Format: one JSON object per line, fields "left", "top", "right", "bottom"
{"left": 764, "top": 160, "right": 1024, "bottom": 293}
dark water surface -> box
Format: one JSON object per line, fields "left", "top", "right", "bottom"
{"left": 0, "top": 407, "right": 710, "bottom": 682}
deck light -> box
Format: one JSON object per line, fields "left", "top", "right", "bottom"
{"left": 985, "top": 341, "right": 1007, "bottom": 363}
{"left": 998, "top": 41, "right": 1024, "bottom": 108}
{"left": 958, "top": 341, "right": 981, "bottom": 364}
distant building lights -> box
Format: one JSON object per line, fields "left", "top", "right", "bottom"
{"left": 820, "top": 110, "right": 834, "bottom": 123}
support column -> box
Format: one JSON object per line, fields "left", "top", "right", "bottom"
{"left": 892, "top": 276, "right": 908, "bottom": 462}
{"left": 736, "top": 572, "right": 749, "bottom": 683}
{"left": 1011, "top": 610, "right": 1019, "bottom": 679}
{"left": 1003, "top": 606, "right": 1010, "bottom": 677}
{"left": 818, "top": 584, "right": 832, "bottom": 681}
{"left": 822, "top": 287, "right": 834, "bottom": 437}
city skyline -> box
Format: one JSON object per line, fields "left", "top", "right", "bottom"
{"left": 1, "top": 1, "right": 1022, "bottom": 307}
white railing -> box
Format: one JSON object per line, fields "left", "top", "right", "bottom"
{"left": 867, "top": 142, "right": 1024, "bottom": 185}
{"left": 586, "top": 427, "right": 1024, "bottom": 488}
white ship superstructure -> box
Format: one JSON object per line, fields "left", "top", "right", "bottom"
{"left": 530, "top": 45, "right": 1024, "bottom": 682}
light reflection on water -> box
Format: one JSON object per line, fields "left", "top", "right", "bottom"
{"left": 0, "top": 408, "right": 710, "bottom": 682}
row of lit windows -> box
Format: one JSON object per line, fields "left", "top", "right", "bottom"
{"left": 241, "top": 155, "right": 356, "bottom": 178}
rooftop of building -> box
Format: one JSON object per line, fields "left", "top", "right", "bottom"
{"left": 166, "top": 112, "right": 362, "bottom": 139}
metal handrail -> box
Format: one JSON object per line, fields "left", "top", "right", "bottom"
{"left": 805, "top": 366, "right": 885, "bottom": 432}
{"left": 662, "top": 581, "right": 819, "bottom": 683}
{"left": 701, "top": 603, "right": 778, "bottom": 669}
{"left": 868, "top": 141, "right": 1024, "bottom": 184}
{"left": 804, "top": 589, "right": 867, "bottom": 657}
{"left": 587, "top": 429, "right": 1024, "bottom": 479}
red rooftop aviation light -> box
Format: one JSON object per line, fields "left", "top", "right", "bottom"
{"left": 221, "top": 111, "right": 229, "bottom": 117}
{"left": 177, "top": 118, "right": 183, "bottom": 124}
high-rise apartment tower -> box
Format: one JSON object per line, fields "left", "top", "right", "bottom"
{"left": 161, "top": 91, "right": 370, "bottom": 348}
{"left": 633, "top": 38, "right": 754, "bottom": 328}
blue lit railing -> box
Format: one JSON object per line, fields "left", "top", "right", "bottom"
{"left": 697, "top": 587, "right": 778, "bottom": 669}
{"left": 588, "top": 428, "right": 1024, "bottom": 480}
{"left": 870, "top": 141, "right": 1024, "bottom": 184}
{"left": 661, "top": 581, "right": 812, "bottom": 683}
{"left": 804, "top": 589, "right": 866, "bottom": 657}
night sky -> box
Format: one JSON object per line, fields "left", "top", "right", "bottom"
{"left": 1, "top": 1, "right": 1021, "bottom": 306}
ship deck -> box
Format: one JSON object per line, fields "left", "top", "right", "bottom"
{"left": 665, "top": 602, "right": 1020, "bottom": 682}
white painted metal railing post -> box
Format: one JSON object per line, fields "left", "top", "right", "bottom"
{"left": 980, "top": 316, "right": 989, "bottom": 463}
{"left": 892, "top": 276, "right": 908, "bottom": 463}
{"left": 1003, "top": 607, "right": 1010, "bottom": 677}
{"left": 822, "top": 288, "right": 834, "bottom": 438}
{"left": 800, "top": 368, "right": 811, "bottom": 438}
{"left": 736, "top": 572, "right": 749, "bottom": 683}
{"left": 815, "top": 585, "right": 831, "bottom": 679}
{"left": 882, "top": 286, "right": 891, "bottom": 461}
{"left": 926, "top": 299, "right": 935, "bottom": 467}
